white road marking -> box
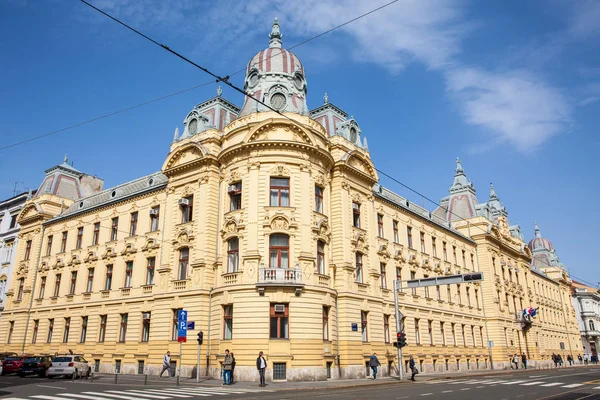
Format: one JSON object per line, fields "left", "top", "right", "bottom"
{"left": 59, "top": 394, "right": 145, "bottom": 400}
{"left": 36, "top": 385, "right": 67, "bottom": 390}
{"left": 460, "top": 388, "right": 470, "bottom": 391}
{"left": 142, "top": 390, "right": 193, "bottom": 398}
{"left": 528, "top": 375, "right": 547, "bottom": 378}
{"left": 32, "top": 396, "right": 73, "bottom": 400}
{"left": 449, "top": 380, "right": 470, "bottom": 385}
{"left": 593, "top": 386, "right": 600, "bottom": 389}
{"left": 81, "top": 392, "right": 153, "bottom": 400}
{"left": 120, "top": 391, "right": 173, "bottom": 399}
{"left": 465, "top": 380, "right": 485, "bottom": 384}
{"left": 502, "top": 380, "right": 527, "bottom": 385}
{"left": 520, "top": 381, "right": 545, "bottom": 386}
{"left": 420, "top": 393, "right": 433, "bottom": 396}
{"left": 482, "top": 380, "right": 506, "bottom": 384}
{"left": 476, "top": 386, "right": 485, "bottom": 388}
{"left": 561, "top": 383, "right": 584, "bottom": 388}
{"left": 441, "top": 390, "right": 453, "bottom": 393}
{"left": 540, "top": 382, "right": 564, "bottom": 387}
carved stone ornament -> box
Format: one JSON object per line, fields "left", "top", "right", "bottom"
{"left": 271, "top": 216, "right": 289, "bottom": 231}
{"left": 227, "top": 170, "right": 241, "bottom": 184}
{"left": 52, "top": 258, "right": 64, "bottom": 270}
{"left": 121, "top": 244, "right": 137, "bottom": 256}
{"left": 270, "top": 164, "right": 290, "bottom": 177}
{"left": 220, "top": 219, "right": 239, "bottom": 238}
{"left": 142, "top": 239, "right": 160, "bottom": 252}
{"left": 394, "top": 249, "right": 405, "bottom": 263}
{"left": 102, "top": 247, "right": 117, "bottom": 260}
{"left": 377, "top": 244, "right": 391, "bottom": 261}
{"left": 173, "top": 229, "right": 194, "bottom": 248}
{"left": 350, "top": 191, "right": 362, "bottom": 203}
{"left": 84, "top": 251, "right": 97, "bottom": 263}
{"left": 68, "top": 255, "right": 80, "bottom": 267}
{"left": 351, "top": 233, "right": 368, "bottom": 252}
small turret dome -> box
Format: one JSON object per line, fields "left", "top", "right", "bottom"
{"left": 527, "top": 222, "right": 554, "bottom": 252}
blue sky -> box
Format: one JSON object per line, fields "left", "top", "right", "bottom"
{"left": 1, "top": 0, "right": 598, "bottom": 285}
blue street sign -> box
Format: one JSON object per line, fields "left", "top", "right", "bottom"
{"left": 351, "top": 323, "right": 358, "bottom": 332}
{"left": 187, "top": 321, "right": 195, "bottom": 330}
{"left": 178, "top": 310, "right": 188, "bottom": 340}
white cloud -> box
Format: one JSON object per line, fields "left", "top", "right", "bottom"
{"left": 445, "top": 68, "right": 572, "bottom": 151}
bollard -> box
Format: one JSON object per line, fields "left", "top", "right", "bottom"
{"left": 144, "top": 374, "right": 148, "bottom": 385}
{"left": 177, "top": 375, "right": 180, "bottom": 386}
{"left": 114, "top": 373, "right": 118, "bottom": 384}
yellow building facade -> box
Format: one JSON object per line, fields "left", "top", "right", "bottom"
{"left": 0, "top": 20, "right": 581, "bottom": 380}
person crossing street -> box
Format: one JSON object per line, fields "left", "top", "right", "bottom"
{"left": 159, "top": 351, "right": 171, "bottom": 378}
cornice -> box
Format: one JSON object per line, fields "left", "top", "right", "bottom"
{"left": 333, "top": 163, "right": 377, "bottom": 186}
{"left": 163, "top": 154, "right": 219, "bottom": 177}
{"left": 218, "top": 140, "right": 334, "bottom": 168}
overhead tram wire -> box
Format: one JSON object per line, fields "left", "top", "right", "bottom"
{"left": 1, "top": 1, "right": 399, "bottom": 151}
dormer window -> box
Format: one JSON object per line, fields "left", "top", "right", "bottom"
{"left": 270, "top": 93, "right": 287, "bottom": 111}
{"left": 350, "top": 127, "right": 357, "bottom": 143}
{"left": 188, "top": 119, "right": 198, "bottom": 135}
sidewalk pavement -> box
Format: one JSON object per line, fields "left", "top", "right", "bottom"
{"left": 88, "top": 364, "right": 597, "bottom": 392}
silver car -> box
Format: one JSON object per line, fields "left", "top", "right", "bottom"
{"left": 47, "top": 355, "right": 90, "bottom": 379}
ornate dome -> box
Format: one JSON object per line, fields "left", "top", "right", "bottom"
{"left": 527, "top": 222, "right": 554, "bottom": 252}
{"left": 239, "top": 18, "right": 308, "bottom": 117}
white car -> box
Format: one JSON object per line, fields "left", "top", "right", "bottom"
{"left": 47, "top": 355, "right": 90, "bottom": 379}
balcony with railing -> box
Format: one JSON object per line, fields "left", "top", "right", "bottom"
{"left": 256, "top": 267, "right": 304, "bottom": 295}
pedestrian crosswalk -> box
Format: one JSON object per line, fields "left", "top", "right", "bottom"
{"left": 2, "top": 386, "right": 273, "bottom": 400}
{"left": 426, "top": 378, "right": 590, "bottom": 389}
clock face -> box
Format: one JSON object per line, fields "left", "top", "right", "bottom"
{"left": 188, "top": 119, "right": 198, "bottom": 135}
{"left": 270, "top": 93, "right": 287, "bottom": 110}
{"left": 350, "top": 127, "right": 357, "bottom": 143}
{"left": 294, "top": 73, "right": 304, "bottom": 91}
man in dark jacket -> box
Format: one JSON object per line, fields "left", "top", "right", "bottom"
{"left": 223, "top": 350, "right": 233, "bottom": 385}
{"left": 369, "top": 353, "right": 381, "bottom": 380}
{"left": 256, "top": 351, "right": 267, "bottom": 387}
{"left": 521, "top": 353, "right": 527, "bottom": 369}
{"left": 409, "top": 356, "right": 418, "bottom": 381}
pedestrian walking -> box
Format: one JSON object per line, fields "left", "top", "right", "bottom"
{"left": 512, "top": 354, "right": 519, "bottom": 370}
{"left": 409, "top": 356, "right": 418, "bottom": 381}
{"left": 578, "top": 354, "right": 583, "bottom": 364}
{"left": 558, "top": 354, "right": 564, "bottom": 366}
{"left": 584, "top": 354, "right": 589, "bottom": 365}
{"left": 230, "top": 352, "right": 236, "bottom": 384}
{"left": 159, "top": 351, "right": 171, "bottom": 378}
{"left": 223, "top": 349, "right": 234, "bottom": 385}
{"left": 521, "top": 353, "right": 527, "bottom": 370}
{"left": 256, "top": 351, "right": 267, "bottom": 387}
{"left": 592, "top": 354, "right": 598, "bottom": 365}
{"left": 552, "top": 353, "right": 559, "bottom": 368}
{"left": 369, "top": 353, "right": 381, "bottom": 380}
{"left": 567, "top": 355, "right": 573, "bottom": 366}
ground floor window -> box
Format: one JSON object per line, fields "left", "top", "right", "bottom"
{"left": 273, "top": 362, "right": 287, "bottom": 380}
{"left": 94, "top": 359, "right": 100, "bottom": 372}
{"left": 115, "top": 360, "right": 121, "bottom": 374}
{"left": 138, "top": 360, "right": 144, "bottom": 375}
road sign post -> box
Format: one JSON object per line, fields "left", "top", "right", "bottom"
{"left": 177, "top": 310, "right": 188, "bottom": 382}
{"left": 393, "top": 280, "right": 404, "bottom": 381}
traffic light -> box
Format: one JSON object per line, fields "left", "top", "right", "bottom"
{"left": 463, "top": 273, "right": 483, "bottom": 282}
{"left": 398, "top": 332, "right": 407, "bottom": 348}
{"left": 197, "top": 331, "right": 204, "bottom": 345}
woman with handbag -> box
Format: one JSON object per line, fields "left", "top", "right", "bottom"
{"left": 409, "top": 356, "right": 418, "bottom": 381}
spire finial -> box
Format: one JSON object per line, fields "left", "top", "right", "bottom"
{"left": 217, "top": 86, "right": 222, "bottom": 97}
{"left": 534, "top": 221, "right": 541, "bottom": 238}
{"left": 64, "top": 154, "right": 68, "bottom": 163}
{"left": 324, "top": 93, "right": 329, "bottom": 104}
{"left": 173, "top": 127, "right": 180, "bottom": 143}
{"left": 455, "top": 157, "right": 463, "bottom": 174}
{"left": 490, "top": 183, "right": 497, "bottom": 199}
{"left": 269, "top": 17, "right": 282, "bottom": 48}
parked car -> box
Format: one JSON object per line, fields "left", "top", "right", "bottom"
{"left": 18, "top": 356, "right": 52, "bottom": 377}
{"left": 0, "top": 353, "right": 18, "bottom": 374}
{"left": 47, "top": 355, "right": 90, "bottom": 379}
{"left": 1, "top": 356, "right": 28, "bottom": 375}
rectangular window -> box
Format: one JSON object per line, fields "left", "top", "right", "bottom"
{"left": 60, "top": 231, "right": 68, "bottom": 253}
{"left": 124, "top": 261, "right": 133, "bottom": 287}
{"left": 270, "top": 303, "right": 289, "bottom": 339}
{"left": 269, "top": 234, "right": 289, "bottom": 269}
{"left": 323, "top": 306, "right": 330, "bottom": 341}
{"left": 471, "top": 254, "right": 475, "bottom": 269}
{"left": 115, "top": 360, "right": 121, "bottom": 374}
{"left": 80, "top": 316, "right": 88, "bottom": 343}
{"left": 76, "top": 227, "right": 83, "bottom": 249}
{"left": 377, "top": 214, "right": 384, "bottom": 237}
{"left": 436, "top": 285, "right": 441, "bottom": 301}
{"left": 462, "top": 324, "right": 466, "bottom": 347}
{"left": 420, "top": 232, "right": 426, "bottom": 253}
{"left": 424, "top": 276, "right": 430, "bottom": 298}
{"left": 428, "top": 320, "right": 433, "bottom": 345}
{"left": 138, "top": 360, "right": 145, "bottom": 375}
{"left": 9, "top": 215, "right": 17, "bottom": 229}
{"left": 130, "top": 212, "right": 138, "bottom": 236}
{"left": 462, "top": 250, "right": 466, "bottom": 267}
{"left": 172, "top": 309, "right": 182, "bottom": 341}
{"left": 105, "top": 265, "right": 113, "bottom": 290}
{"left": 410, "top": 271, "right": 416, "bottom": 295}
{"left": 432, "top": 237, "right": 437, "bottom": 257}
{"left": 119, "top": 314, "right": 128, "bottom": 342}
{"left": 24, "top": 240, "right": 32, "bottom": 260}
{"left": 111, "top": 218, "right": 119, "bottom": 241}
{"left": 146, "top": 257, "right": 155, "bottom": 285}
{"left": 92, "top": 222, "right": 100, "bottom": 245}
{"left": 69, "top": 271, "right": 77, "bottom": 295}
{"left": 47, "top": 318, "right": 54, "bottom": 343}
{"left": 474, "top": 289, "right": 479, "bottom": 308}
{"left": 443, "top": 242, "right": 447, "bottom": 261}
{"left": 451, "top": 323, "right": 456, "bottom": 346}
{"left": 384, "top": 315, "right": 390, "bottom": 343}
{"left": 316, "top": 241, "right": 325, "bottom": 275}
{"left": 471, "top": 326, "right": 476, "bottom": 347}
{"left": 63, "top": 317, "right": 70, "bottom": 343}
{"left": 46, "top": 235, "right": 53, "bottom": 256}
{"left": 150, "top": 206, "right": 160, "bottom": 232}
{"left": 447, "top": 286, "right": 452, "bottom": 303}
{"left": 32, "top": 320, "right": 39, "bottom": 344}
{"left": 315, "top": 185, "right": 323, "bottom": 213}
{"left": 53, "top": 274, "right": 61, "bottom": 297}
{"left": 141, "top": 313, "right": 150, "bottom": 342}
{"left": 223, "top": 305, "right": 233, "bottom": 340}
{"left": 415, "top": 318, "right": 420, "bottom": 344}
{"left": 181, "top": 196, "right": 194, "bottom": 223}
{"left": 361, "top": 311, "right": 368, "bottom": 342}
{"left": 452, "top": 246, "right": 457, "bottom": 264}
{"left": 356, "top": 253, "right": 363, "bottom": 283}
{"left": 227, "top": 239, "right": 239, "bottom": 273}
{"left": 7, "top": 321, "right": 14, "bottom": 344}
{"left": 98, "top": 315, "right": 107, "bottom": 342}
{"left": 273, "top": 363, "right": 286, "bottom": 380}
{"left": 270, "top": 177, "right": 290, "bottom": 207}
{"left": 393, "top": 220, "right": 399, "bottom": 243}
{"left": 456, "top": 284, "right": 461, "bottom": 305}
{"left": 440, "top": 322, "right": 446, "bottom": 346}
{"left": 94, "top": 360, "right": 100, "bottom": 373}
{"left": 39, "top": 276, "right": 46, "bottom": 299}
{"left": 228, "top": 182, "right": 242, "bottom": 211}
{"left": 380, "top": 263, "right": 387, "bottom": 289}
{"left": 178, "top": 248, "right": 189, "bottom": 280}
{"left": 466, "top": 287, "right": 471, "bottom": 307}
{"left": 396, "top": 267, "right": 402, "bottom": 282}
{"left": 407, "top": 227, "right": 413, "bottom": 249}
{"left": 86, "top": 268, "right": 94, "bottom": 292}
{"left": 480, "top": 327, "right": 484, "bottom": 347}
{"left": 352, "top": 202, "right": 360, "bottom": 228}
{"left": 17, "top": 278, "right": 24, "bottom": 301}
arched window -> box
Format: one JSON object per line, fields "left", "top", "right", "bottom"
{"left": 178, "top": 247, "right": 189, "bottom": 280}
{"left": 316, "top": 241, "right": 325, "bottom": 275}
{"left": 590, "top": 320, "right": 596, "bottom": 331}
{"left": 227, "top": 238, "right": 239, "bottom": 273}
{"left": 269, "top": 234, "right": 289, "bottom": 269}
{"left": 356, "top": 253, "right": 363, "bottom": 283}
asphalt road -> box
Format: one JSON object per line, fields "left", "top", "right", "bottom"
{"left": 1, "top": 367, "right": 600, "bottom": 399}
